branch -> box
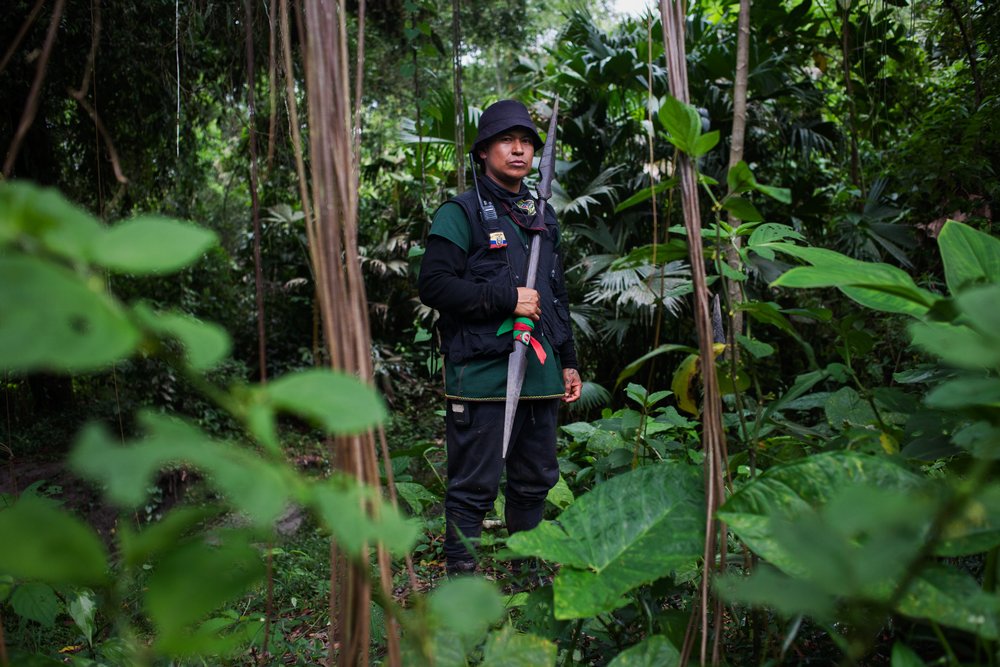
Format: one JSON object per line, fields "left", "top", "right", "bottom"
{"left": 3, "top": 0, "right": 65, "bottom": 179}
{"left": 0, "top": 0, "right": 46, "bottom": 77}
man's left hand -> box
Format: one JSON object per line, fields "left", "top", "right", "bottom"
{"left": 562, "top": 368, "right": 582, "bottom": 404}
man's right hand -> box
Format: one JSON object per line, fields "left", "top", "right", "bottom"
{"left": 514, "top": 287, "right": 541, "bottom": 321}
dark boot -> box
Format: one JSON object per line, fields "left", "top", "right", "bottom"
{"left": 446, "top": 559, "right": 478, "bottom": 579}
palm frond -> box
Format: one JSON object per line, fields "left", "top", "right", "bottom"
{"left": 567, "top": 381, "right": 612, "bottom": 413}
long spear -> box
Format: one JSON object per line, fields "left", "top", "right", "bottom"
{"left": 501, "top": 99, "right": 559, "bottom": 458}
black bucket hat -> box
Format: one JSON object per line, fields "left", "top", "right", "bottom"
{"left": 472, "top": 100, "right": 543, "bottom": 157}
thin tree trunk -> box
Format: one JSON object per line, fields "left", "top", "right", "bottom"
{"left": 244, "top": 0, "right": 269, "bottom": 384}
{"left": 292, "top": 2, "right": 404, "bottom": 664}
{"left": 266, "top": 0, "right": 279, "bottom": 172}
{"left": 660, "top": 1, "right": 729, "bottom": 664}
{"left": 452, "top": 0, "right": 465, "bottom": 192}
{"left": 943, "top": 0, "right": 983, "bottom": 108}
{"left": 841, "top": 7, "right": 861, "bottom": 190}
{"left": 724, "top": 0, "right": 751, "bottom": 348}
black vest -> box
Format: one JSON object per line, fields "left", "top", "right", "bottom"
{"left": 437, "top": 189, "right": 572, "bottom": 364}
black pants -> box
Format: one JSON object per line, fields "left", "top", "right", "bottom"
{"left": 443, "top": 398, "right": 560, "bottom": 566}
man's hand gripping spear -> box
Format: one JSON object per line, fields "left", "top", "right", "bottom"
{"left": 500, "top": 100, "right": 560, "bottom": 459}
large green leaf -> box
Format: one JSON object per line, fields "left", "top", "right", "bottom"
{"left": 892, "top": 643, "right": 926, "bottom": 667}
{"left": 428, "top": 577, "right": 504, "bottom": 639}
{"left": 0, "top": 256, "right": 141, "bottom": 372}
{"left": 937, "top": 483, "right": 1000, "bottom": 557}
{"left": 616, "top": 343, "right": 695, "bottom": 388}
{"left": 309, "top": 478, "right": 420, "bottom": 557}
{"left": 938, "top": 220, "right": 1000, "bottom": 294}
{"left": 68, "top": 590, "right": 97, "bottom": 647}
{"left": 722, "top": 195, "right": 763, "bottom": 223}
{"left": 70, "top": 412, "right": 296, "bottom": 526}
{"left": 10, "top": 583, "right": 60, "bottom": 627}
{"left": 119, "top": 506, "right": 226, "bottom": 568}
{"left": 951, "top": 421, "right": 1000, "bottom": 460}
{"left": 718, "top": 452, "right": 924, "bottom": 576}
{"left": 767, "top": 243, "right": 936, "bottom": 316}
{"left": 717, "top": 564, "right": 836, "bottom": 620}
{"left": 897, "top": 564, "right": 1000, "bottom": 640}
{"left": 92, "top": 215, "right": 217, "bottom": 275}
{"left": 146, "top": 531, "right": 265, "bottom": 654}
{"left": 658, "top": 96, "right": 700, "bottom": 154}
{"left": 614, "top": 178, "right": 678, "bottom": 213}
{"left": 909, "top": 322, "right": 1000, "bottom": 369}
{"left": 508, "top": 462, "right": 704, "bottom": 619}
{"left": 906, "top": 285, "right": 1000, "bottom": 368}
{"left": 747, "top": 223, "right": 805, "bottom": 253}
{"left": 606, "top": 635, "right": 680, "bottom": 667}
{"left": 0, "top": 181, "right": 104, "bottom": 262}
{"left": 481, "top": 627, "right": 558, "bottom": 667}
{"left": 824, "top": 386, "right": 878, "bottom": 430}
{"left": 955, "top": 285, "right": 1000, "bottom": 337}
{"left": 0, "top": 496, "right": 109, "bottom": 586}
{"left": 264, "top": 368, "right": 387, "bottom": 435}
{"left": 925, "top": 377, "right": 1000, "bottom": 410}
{"left": 726, "top": 161, "right": 755, "bottom": 194}
{"left": 133, "top": 303, "right": 231, "bottom": 371}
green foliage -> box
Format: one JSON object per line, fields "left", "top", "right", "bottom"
{"left": 3, "top": 0, "right": 1000, "bottom": 662}
{"left": 0, "top": 256, "right": 142, "bottom": 372}
{"left": 145, "top": 531, "right": 265, "bottom": 655}
{"left": 0, "top": 182, "right": 416, "bottom": 662}
{"left": 480, "top": 626, "right": 558, "bottom": 666}
{"left": 713, "top": 217, "right": 1000, "bottom": 659}
{"left": 0, "top": 496, "right": 110, "bottom": 586}
{"left": 605, "top": 635, "right": 680, "bottom": 667}
{"left": 508, "top": 461, "right": 703, "bottom": 619}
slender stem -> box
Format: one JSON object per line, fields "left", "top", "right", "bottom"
{"left": 561, "top": 619, "right": 585, "bottom": 667}
{"left": 931, "top": 622, "right": 959, "bottom": 666}
{"left": 244, "top": 0, "right": 268, "bottom": 383}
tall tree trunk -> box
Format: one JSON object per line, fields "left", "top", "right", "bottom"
{"left": 943, "top": 0, "right": 984, "bottom": 108}
{"left": 289, "top": 1, "right": 404, "bottom": 664}
{"left": 244, "top": 0, "right": 269, "bottom": 384}
{"left": 724, "top": 0, "right": 751, "bottom": 351}
{"left": 841, "top": 7, "right": 861, "bottom": 190}
{"left": 660, "top": 1, "right": 729, "bottom": 664}
{"left": 452, "top": 0, "right": 465, "bottom": 192}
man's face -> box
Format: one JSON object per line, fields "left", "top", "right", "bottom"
{"left": 478, "top": 128, "right": 535, "bottom": 191}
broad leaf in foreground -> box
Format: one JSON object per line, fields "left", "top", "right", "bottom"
{"left": 508, "top": 462, "right": 703, "bottom": 619}
{"left": 481, "top": 627, "right": 557, "bottom": 667}
{"left": 718, "top": 452, "right": 924, "bottom": 576}
{"left": 0, "top": 256, "right": 140, "bottom": 372}
{"left": 719, "top": 452, "right": 1000, "bottom": 639}
{"left": 606, "top": 635, "right": 681, "bottom": 666}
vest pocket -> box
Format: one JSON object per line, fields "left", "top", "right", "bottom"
{"left": 448, "top": 320, "right": 512, "bottom": 363}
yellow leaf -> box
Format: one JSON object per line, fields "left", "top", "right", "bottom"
{"left": 879, "top": 432, "right": 899, "bottom": 455}
{"left": 671, "top": 353, "right": 701, "bottom": 416}
{"left": 671, "top": 344, "right": 729, "bottom": 416}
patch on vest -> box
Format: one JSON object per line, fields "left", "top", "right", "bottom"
{"left": 515, "top": 198, "right": 537, "bottom": 217}
{"left": 489, "top": 231, "right": 507, "bottom": 249}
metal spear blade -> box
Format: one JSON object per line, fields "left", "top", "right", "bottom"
{"left": 501, "top": 100, "right": 558, "bottom": 459}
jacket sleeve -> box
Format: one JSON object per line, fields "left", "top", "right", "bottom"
{"left": 418, "top": 234, "right": 518, "bottom": 320}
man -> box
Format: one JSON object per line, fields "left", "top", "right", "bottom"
{"left": 418, "top": 99, "right": 582, "bottom": 577}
